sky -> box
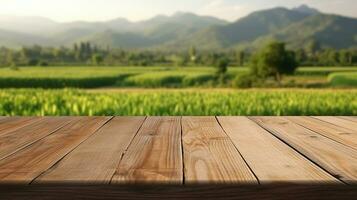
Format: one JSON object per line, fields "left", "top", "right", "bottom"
{"left": 0, "top": 0, "right": 356, "bottom": 22}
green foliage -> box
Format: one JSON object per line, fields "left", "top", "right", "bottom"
{"left": 236, "top": 51, "right": 245, "bottom": 66}
{"left": 328, "top": 72, "right": 357, "bottom": 87}
{"left": 250, "top": 41, "right": 298, "bottom": 82}
{"left": 232, "top": 73, "right": 256, "bottom": 88}
{"left": 0, "top": 89, "right": 355, "bottom": 116}
{"left": 215, "top": 57, "right": 229, "bottom": 75}
{"left": 92, "top": 54, "right": 104, "bottom": 65}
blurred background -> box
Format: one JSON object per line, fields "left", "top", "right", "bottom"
{"left": 0, "top": 0, "right": 356, "bottom": 116}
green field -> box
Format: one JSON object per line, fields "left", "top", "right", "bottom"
{"left": 329, "top": 72, "right": 357, "bottom": 87}
{"left": 0, "top": 89, "right": 356, "bottom": 116}
{"left": 1, "top": 66, "right": 356, "bottom": 88}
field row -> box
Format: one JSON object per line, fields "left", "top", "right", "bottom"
{"left": 0, "top": 66, "right": 356, "bottom": 88}
{"left": 0, "top": 89, "right": 356, "bottom": 116}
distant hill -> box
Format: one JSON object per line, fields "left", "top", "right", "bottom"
{"left": 254, "top": 14, "right": 357, "bottom": 50}
{"left": 0, "top": 29, "right": 49, "bottom": 48}
{"left": 164, "top": 6, "right": 357, "bottom": 50}
{"left": 0, "top": 12, "right": 227, "bottom": 48}
{"left": 0, "top": 5, "right": 356, "bottom": 50}
{"left": 164, "top": 7, "right": 310, "bottom": 49}
{"left": 0, "top": 15, "right": 58, "bottom": 35}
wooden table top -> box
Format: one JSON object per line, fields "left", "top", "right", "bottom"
{"left": 0, "top": 116, "right": 356, "bottom": 185}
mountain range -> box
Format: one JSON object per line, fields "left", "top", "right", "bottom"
{"left": 0, "top": 5, "right": 356, "bottom": 50}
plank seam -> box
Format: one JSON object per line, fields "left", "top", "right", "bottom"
{"left": 180, "top": 116, "right": 185, "bottom": 185}
{"left": 337, "top": 117, "right": 357, "bottom": 123}
{"left": 215, "top": 116, "right": 260, "bottom": 184}
{"left": 248, "top": 117, "right": 346, "bottom": 185}
{"left": 0, "top": 118, "right": 75, "bottom": 162}
{"left": 108, "top": 116, "right": 148, "bottom": 184}
{"left": 287, "top": 117, "right": 357, "bottom": 151}
{"left": 0, "top": 117, "right": 44, "bottom": 136}
{"left": 312, "top": 117, "right": 356, "bottom": 131}
{"left": 29, "top": 116, "right": 114, "bottom": 185}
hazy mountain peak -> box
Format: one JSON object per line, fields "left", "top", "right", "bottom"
{"left": 172, "top": 11, "right": 196, "bottom": 17}
{"left": 107, "top": 17, "right": 131, "bottom": 23}
{"left": 292, "top": 4, "right": 320, "bottom": 15}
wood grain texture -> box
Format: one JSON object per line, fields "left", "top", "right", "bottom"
{"left": 252, "top": 117, "right": 357, "bottom": 184}
{"left": 35, "top": 117, "right": 146, "bottom": 184}
{"left": 340, "top": 117, "right": 357, "bottom": 123}
{"left": 288, "top": 117, "right": 357, "bottom": 150}
{"left": 217, "top": 117, "right": 338, "bottom": 184}
{"left": 0, "top": 117, "right": 73, "bottom": 161}
{"left": 182, "top": 117, "right": 257, "bottom": 184}
{"left": 0, "top": 117, "right": 111, "bottom": 184}
{"left": 0, "top": 117, "right": 43, "bottom": 137}
{"left": 314, "top": 117, "right": 357, "bottom": 132}
{"left": 112, "top": 117, "right": 182, "bottom": 184}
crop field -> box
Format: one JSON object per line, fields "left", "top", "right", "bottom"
{"left": 0, "top": 89, "right": 356, "bottom": 116}
{"left": 329, "top": 72, "right": 357, "bottom": 87}
{"left": 0, "top": 66, "right": 356, "bottom": 88}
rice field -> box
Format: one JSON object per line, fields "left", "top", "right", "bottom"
{"left": 0, "top": 66, "right": 356, "bottom": 88}
{"left": 328, "top": 72, "right": 357, "bottom": 87}
{"left": 0, "top": 89, "right": 355, "bottom": 116}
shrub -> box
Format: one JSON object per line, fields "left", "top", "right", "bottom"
{"left": 232, "top": 73, "right": 255, "bottom": 88}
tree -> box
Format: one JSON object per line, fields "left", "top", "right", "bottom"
{"left": 189, "top": 46, "right": 197, "bottom": 64}
{"left": 339, "top": 50, "right": 352, "bottom": 65}
{"left": 306, "top": 40, "right": 320, "bottom": 55}
{"left": 295, "top": 49, "right": 307, "bottom": 64}
{"left": 215, "top": 57, "right": 229, "bottom": 84}
{"left": 5, "top": 50, "right": 15, "bottom": 66}
{"left": 236, "top": 51, "right": 245, "bottom": 66}
{"left": 251, "top": 41, "right": 298, "bottom": 83}
{"left": 92, "top": 54, "right": 104, "bottom": 65}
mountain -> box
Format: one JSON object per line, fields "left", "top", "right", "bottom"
{"left": 79, "top": 30, "right": 155, "bottom": 48}
{"left": 163, "top": 6, "right": 356, "bottom": 50}
{"left": 0, "top": 5, "right": 356, "bottom": 50}
{"left": 0, "top": 12, "right": 227, "bottom": 48}
{"left": 254, "top": 14, "right": 357, "bottom": 49}
{"left": 0, "top": 15, "right": 59, "bottom": 35}
{"left": 292, "top": 4, "right": 320, "bottom": 16}
{"left": 70, "top": 12, "right": 228, "bottom": 48}
{"left": 164, "top": 7, "right": 311, "bottom": 49}
{"left": 0, "top": 29, "right": 50, "bottom": 48}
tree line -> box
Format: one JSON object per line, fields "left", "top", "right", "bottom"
{"left": 0, "top": 41, "right": 356, "bottom": 68}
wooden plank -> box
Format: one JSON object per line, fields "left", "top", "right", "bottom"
{"left": 252, "top": 117, "right": 357, "bottom": 183}
{"left": 35, "top": 117, "right": 146, "bottom": 184}
{"left": 217, "top": 117, "right": 338, "bottom": 183}
{"left": 0, "top": 117, "right": 74, "bottom": 161}
{"left": 0, "top": 117, "right": 43, "bottom": 136}
{"left": 340, "top": 117, "right": 357, "bottom": 123}
{"left": 314, "top": 117, "right": 357, "bottom": 132}
{"left": 0, "top": 117, "right": 111, "bottom": 184}
{"left": 288, "top": 117, "right": 357, "bottom": 150}
{"left": 182, "top": 117, "right": 257, "bottom": 184}
{"left": 111, "top": 117, "right": 183, "bottom": 184}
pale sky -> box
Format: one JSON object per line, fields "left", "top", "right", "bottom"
{"left": 0, "top": 0, "right": 356, "bottom": 22}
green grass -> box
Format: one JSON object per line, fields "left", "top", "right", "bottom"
{"left": 0, "top": 89, "right": 355, "bottom": 116}
{"left": 329, "top": 72, "right": 357, "bottom": 87}
{"left": 296, "top": 66, "right": 357, "bottom": 76}
{"left": 0, "top": 66, "right": 356, "bottom": 88}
